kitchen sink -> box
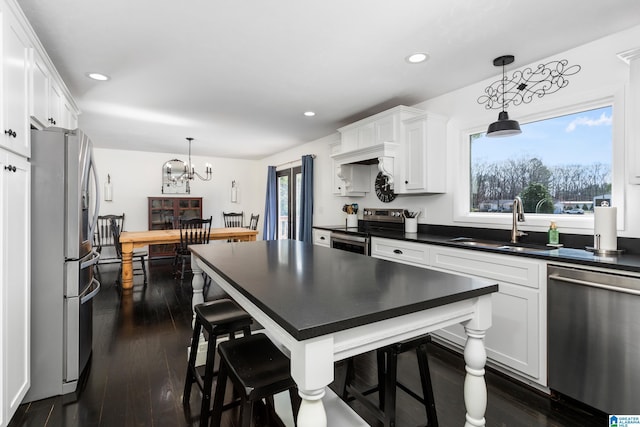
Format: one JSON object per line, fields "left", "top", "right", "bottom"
{"left": 449, "top": 237, "right": 548, "bottom": 253}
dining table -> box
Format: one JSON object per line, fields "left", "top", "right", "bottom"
{"left": 117, "top": 227, "right": 257, "bottom": 289}
{"left": 189, "top": 239, "right": 498, "bottom": 427}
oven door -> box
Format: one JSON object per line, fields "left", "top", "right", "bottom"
{"left": 330, "top": 232, "right": 369, "bottom": 256}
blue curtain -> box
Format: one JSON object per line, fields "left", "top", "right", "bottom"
{"left": 299, "top": 155, "right": 314, "bottom": 243}
{"left": 263, "top": 166, "right": 277, "bottom": 240}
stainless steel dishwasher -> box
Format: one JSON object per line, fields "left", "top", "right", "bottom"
{"left": 548, "top": 265, "right": 640, "bottom": 414}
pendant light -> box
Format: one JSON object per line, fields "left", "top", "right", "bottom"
{"left": 486, "top": 55, "right": 521, "bottom": 138}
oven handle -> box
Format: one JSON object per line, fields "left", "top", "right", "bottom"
{"left": 330, "top": 234, "right": 368, "bottom": 244}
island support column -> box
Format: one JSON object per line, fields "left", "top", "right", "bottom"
{"left": 462, "top": 294, "right": 492, "bottom": 427}
{"left": 190, "top": 254, "right": 206, "bottom": 325}
{"left": 289, "top": 336, "right": 335, "bottom": 427}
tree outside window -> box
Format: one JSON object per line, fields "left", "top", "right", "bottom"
{"left": 470, "top": 106, "right": 612, "bottom": 215}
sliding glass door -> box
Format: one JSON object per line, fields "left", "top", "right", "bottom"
{"left": 276, "top": 166, "right": 302, "bottom": 239}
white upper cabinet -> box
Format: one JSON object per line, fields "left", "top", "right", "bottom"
{"left": 1, "top": 3, "right": 30, "bottom": 157}
{"left": 333, "top": 106, "right": 448, "bottom": 195}
{"left": 48, "top": 79, "right": 63, "bottom": 126}
{"left": 337, "top": 106, "right": 423, "bottom": 154}
{"left": 29, "top": 49, "right": 50, "bottom": 129}
{"left": 25, "top": 9, "right": 79, "bottom": 131}
{"left": 395, "top": 113, "right": 447, "bottom": 194}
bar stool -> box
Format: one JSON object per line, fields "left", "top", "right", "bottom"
{"left": 211, "top": 333, "right": 301, "bottom": 427}
{"left": 182, "top": 299, "right": 253, "bottom": 427}
{"left": 342, "top": 334, "right": 438, "bottom": 427}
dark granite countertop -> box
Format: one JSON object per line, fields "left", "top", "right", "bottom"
{"left": 314, "top": 224, "right": 640, "bottom": 274}
{"left": 190, "top": 240, "right": 498, "bottom": 340}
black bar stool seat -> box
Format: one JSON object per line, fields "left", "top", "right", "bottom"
{"left": 342, "top": 334, "right": 438, "bottom": 427}
{"left": 211, "top": 333, "right": 301, "bottom": 427}
{"left": 183, "top": 299, "right": 253, "bottom": 427}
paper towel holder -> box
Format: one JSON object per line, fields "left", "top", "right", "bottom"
{"left": 585, "top": 235, "right": 624, "bottom": 256}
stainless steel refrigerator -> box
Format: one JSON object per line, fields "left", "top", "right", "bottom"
{"left": 25, "top": 127, "right": 101, "bottom": 402}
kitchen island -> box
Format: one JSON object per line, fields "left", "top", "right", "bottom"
{"left": 189, "top": 240, "right": 498, "bottom": 427}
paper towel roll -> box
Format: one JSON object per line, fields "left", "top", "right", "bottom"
{"left": 594, "top": 206, "right": 617, "bottom": 250}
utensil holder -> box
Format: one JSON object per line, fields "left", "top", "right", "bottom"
{"left": 405, "top": 218, "right": 417, "bottom": 233}
{"left": 346, "top": 214, "right": 358, "bottom": 228}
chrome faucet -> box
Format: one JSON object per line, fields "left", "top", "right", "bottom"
{"left": 511, "top": 196, "right": 527, "bottom": 243}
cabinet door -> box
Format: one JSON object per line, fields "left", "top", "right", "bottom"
{"left": 2, "top": 8, "right": 30, "bottom": 157}
{"left": 374, "top": 115, "right": 395, "bottom": 144}
{"left": 30, "top": 51, "right": 50, "bottom": 127}
{"left": 402, "top": 118, "right": 427, "bottom": 191}
{"left": 397, "top": 114, "right": 446, "bottom": 194}
{"left": 340, "top": 128, "right": 358, "bottom": 152}
{"left": 436, "top": 282, "right": 540, "bottom": 379}
{"left": 48, "top": 79, "right": 63, "bottom": 127}
{"left": 1, "top": 151, "right": 31, "bottom": 422}
{"left": 61, "top": 97, "right": 78, "bottom": 130}
{"left": 429, "top": 245, "right": 543, "bottom": 382}
{"left": 356, "top": 123, "right": 374, "bottom": 148}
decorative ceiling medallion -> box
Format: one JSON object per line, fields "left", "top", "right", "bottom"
{"left": 477, "top": 59, "right": 581, "bottom": 110}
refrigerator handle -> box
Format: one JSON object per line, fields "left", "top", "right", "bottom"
{"left": 80, "top": 277, "right": 101, "bottom": 305}
{"left": 89, "top": 156, "right": 101, "bottom": 238}
{"left": 80, "top": 248, "right": 101, "bottom": 270}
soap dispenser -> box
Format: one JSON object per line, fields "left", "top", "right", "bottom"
{"left": 548, "top": 221, "right": 560, "bottom": 245}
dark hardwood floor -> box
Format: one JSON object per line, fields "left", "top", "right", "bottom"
{"left": 9, "top": 259, "right": 607, "bottom": 427}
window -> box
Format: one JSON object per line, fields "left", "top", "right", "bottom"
{"left": 470, "top": 105, "right": 613, "bottom": 216}
{"left": 276, "top": 166, "right": 302, "bottom": 239}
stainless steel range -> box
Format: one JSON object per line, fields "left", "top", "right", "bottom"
{"left": 329, "top": 208, "right": 405, "bottom": 255}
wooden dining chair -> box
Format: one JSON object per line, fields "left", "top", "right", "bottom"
{"left": 94, "top": 214, "right": 125, "bottom": 262}
{"left": 246, "top": 214, "right": 259, "bottom": 231}
{"left": 223, "top": 211, "right": 244, "bottom": 228}
{"left": 94, "top": 214, "right": 125, "bottom": 281}
{"left": 176, "top": 216, "right": 213, "bottom": 281}
{"left": 110, "top": 217, "right": 147, "bottom": 286}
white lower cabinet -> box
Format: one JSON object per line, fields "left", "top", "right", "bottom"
{"left": 313, "top": 229, "right": 331, "bottom": 247}
{"left": 370, "top": 237, "right": 546, "bottom": 386}
{"left": 0, "top": 149, "right": 30, "bottom": 426}
{"left": 370, "top": 237, "right": 429, "bottom": 267}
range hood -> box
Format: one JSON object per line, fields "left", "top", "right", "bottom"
{"left": 330, "top": 142, "right": 399, "bottom": 166}
{"left": 331, "top": 142, "right": 397, "bottom": 186}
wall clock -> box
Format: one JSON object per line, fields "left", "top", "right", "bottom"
{"left": 375, "top": 172, "right": 396, "bottom": 203}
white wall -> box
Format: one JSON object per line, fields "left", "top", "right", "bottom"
{"left": 261, "top": 24, "right": 640, "bottom": 237}
{"left": 93, "top": 148, "right": 263, "bottom": 234}
{"left": 94, "top": 24, "right": 640, "bottom": 239}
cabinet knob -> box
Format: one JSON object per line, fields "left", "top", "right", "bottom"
{"left": 4, "top": 165, "right": 17, "bottom": 172}
{"left": 405, "top": 180, "right": 408, "bottom": 184}
{"left": 48, "top": 118, "right": 56, "bottom": 125}
{"left": 4, "top": 129, "right": 17, "bottom": 138}
{"left": 393, "top": 249, "right": 403, "bottom": 255}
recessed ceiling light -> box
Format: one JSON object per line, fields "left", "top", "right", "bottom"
{"left": 304, "top": 111, "right": 316, "bottom": 117}
{"left": 85, "top": 72, "right": 110, "bottom": 81}
{"left": 405, "top": 53, "right": 430, "bottom": 64}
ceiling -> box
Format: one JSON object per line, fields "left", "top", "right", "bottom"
{"left": 18, "top": 0, "right": 640, "bottom": 159}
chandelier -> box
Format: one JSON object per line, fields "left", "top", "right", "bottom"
{"left": 181, "top": 137, "right": 212, "bottom": 181}
{"left": 163, "top": 137, "right": 212, "bottom": 194}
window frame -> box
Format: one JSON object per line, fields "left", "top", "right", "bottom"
{"left": 453, "top": 93, "right": 626, "bottom": 233}
{"left": 276, "top": 166, "right": 302, "bottom": 239}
